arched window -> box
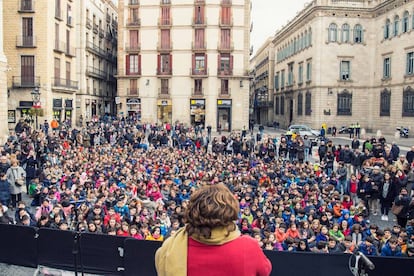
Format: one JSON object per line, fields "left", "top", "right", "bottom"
{"left": 328, "top": 23, "right": 337, "bottom": 42}
{"left": 402, "top": 11, "right": 409, "bottom": 33}
{"left": 384, "top": 19, "right": 390, "bottom": 39}
{"left": 337, "top": 90, "right": 352, "bottom": 116}
{"left": 299, "top": 33, "right": 303, "bottom": 50}
{"left": 341, "top": 23, "right": 350, "bottom": 43}
{"left": 305, "top": 91, "right": 312, "bottom": 116}
{"left": 354, "top": 24, "right": 363, "bottom": 43}
{"left": 394, "top": 15, "right": 400, "bottom": 36}
{"left": 297, "top": 93, "right": 303, "bottom": 116}
{"left": 308, "top": 28, "right": 312, "bottom": 46}
{"left": 403, "top": 86, "right": 414, "bottom": 117}
{"left": 380, "top": 89, "right": 391, "bottom": 116}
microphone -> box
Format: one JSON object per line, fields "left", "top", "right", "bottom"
{"left": 355, "top": 251, "right": 375, "bottom": 270}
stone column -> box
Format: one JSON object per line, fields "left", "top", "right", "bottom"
{"left": 0, "top": 0, "right": 9, "bottom": 143}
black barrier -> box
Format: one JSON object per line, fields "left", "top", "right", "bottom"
{"left": 0, "top": 224, "right": 37, "bottom": 268}
{"left": 1, "top": 224, "right": 414, "bottom": 276}
{"left": 123, "top": 239, "right": 161, "bottom": 276}
{"left": 265, "top": 251, "right": 352, "bottom": 276}
{"left": 37, "top": 228, "right": 80, "bottom": 272}
{"left": 80, "top": 233, "right": 127, "bottom": 275}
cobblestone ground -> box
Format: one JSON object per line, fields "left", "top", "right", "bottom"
{"left": 0, "top": 264, "right": 100, "bottom": 276}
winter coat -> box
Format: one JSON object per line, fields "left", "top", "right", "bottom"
{"left": 6, "top": 166, "right": 26, "bottom": 195}
{"left": 0, "top": 179, "right": 10, "bottom": 204}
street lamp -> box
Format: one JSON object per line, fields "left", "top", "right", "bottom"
{"left": 31, "top": 86, "right": 41, "bottom": 129}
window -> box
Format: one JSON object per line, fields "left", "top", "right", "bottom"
{"left": 160, "top": 29, "right": 170, "bottom": 49}
{"left": 383, "top": 57, "right": 391, "bottom": 79}
{"left": 407, "top": 52, "right": 414, "bottom": 75}
{"left": 308, "top": 28, "right": 312, "bottom": 46}
{"left": 281, "top": 70, "right": 285, "bottom": 88}
{"left": 274, "top": 72, "right": 279, "bottom": 91}
{"left": 305, "top": 91, "right": 311, "bottom": 115}
{"left": 194, "top": 29, "right": 205, "bottom": 48}
{"left": 22, "top": 17, "right": 34, "bottom": 47}
{"left": 220, "top": 29, "right": 231, "bottom": 49}
{"left": 219, "top": 53, "right": 231, "bottom": 74}
{"left": 403, "top": 86, "right": 414, "bottom": 116}
{"left": 354, "top": 24, "right": 363, "bottom": 43}
{"left": 297, "top": 93, "right": 303, "bottom": 116}
{"left": 129, "top": 79, "right": 138, "bottom": 95}
{"left": 337, "top": 90, "right": 352, "bottom": 115}
{"left": 55, "top": 0, "right": 61, "bottom": 19}
{"left": 287, "top": 63, "right": 294, "bottom": 86}
{"left": 275, "top": 97, "right": 279, "bottom": 115}
{"left": 194, "top": 54, "right": 205, "bottom": 73}
{"left": 160, "top": 54, "right": 171, "bottom": 74}
{"left": 384, "top": 19, "right": 390, "bottom": 39}
{"left": 380, "top": 89, "right": 391, "bottom": 116}
{"left": 403, "top": 11, "right": 409, "bottom": 33}
{"left": 298, "top": 63, "right": 303, "bottom": 84}
{"left": 21, "top": 55, "right": 35, "bottom": 86}
{"left": 161, "top": 79, "right": 169, "bottom": 95}
{"left": 194, "top": 5, "right": 204, "bottom": 24}
{"left": 221, "top": 79, "right": 229, "bottom": 94}
{"left": 340, "top": 60, "right": 350, "bottom": 81}
{"left": 160, "top": 6, "right": 170, "bottom": 25}
{"left": 306, "top": 61, "right": 312, "bottom": 81}
{"left": 65, "top": 61, "right": 70, "bottom": 84}
{"left": 304, "top": 30, "right": 308, "bottom": 47}
{"left": 126, "top": 54, "right": 140, "bottom": 75}
{"left": 341, "top": 24, "right": 350, "bottom": 43}
{"left": 280, "top": 96, "right": 285, "bottom": 115}
{"left": 129, "top": 30, "right": 139, "bottom": 50}
{"left": 394, "top": 16, "right": 400, "bottom": 36}
{"left": 328, "top": 23, "right": 337, "bottom": 42}
{"left": 194, "top": 79, "right": 202, "bottom": 95}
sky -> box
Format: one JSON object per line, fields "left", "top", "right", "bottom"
{"left": 251, "top": 0, "right": 310, "bottom": 54}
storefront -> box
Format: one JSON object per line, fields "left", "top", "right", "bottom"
{"left": 127, "top": 98, "right": 141, "bottom": 120}
{"left": 53, "top": 98, "right": 63, "bottom": 122}
{"left": 217, "top": 99, "right": 232, "bottom": 132}
{"left": 190, "top": 99, "right": 206, "bottom": 127}
{"left": 17, "top": 101, "right": 33, "bottom": 123}
{"left": 64, "top": 99, "right": 73, "bottom": 125}
{"left": 157, "top": 99, "right": 172, "bottom": 124}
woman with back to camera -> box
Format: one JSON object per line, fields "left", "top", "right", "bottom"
{"left": 155, "top": 183, "right": 272, "bottom": 276}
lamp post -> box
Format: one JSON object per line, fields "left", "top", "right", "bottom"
{"left": 31, "top": 86, "right": 41, "bottom": 129}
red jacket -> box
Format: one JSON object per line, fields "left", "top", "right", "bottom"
{"left": 187, "top": 235, "right": 272, "bottom": 276}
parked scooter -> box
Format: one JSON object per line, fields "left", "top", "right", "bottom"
{"left": 338, "top": 126, "right": 348, "bottom": 134}
{"left": 396, "top": 126, "right": 409, "bottom": 138}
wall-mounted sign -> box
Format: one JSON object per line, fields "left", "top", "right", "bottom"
{"left": 8, "top": 110, "right": 16, "bottom": 123}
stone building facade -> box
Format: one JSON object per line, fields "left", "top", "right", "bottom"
{"left": 116, "top": 0, "right": 251, "bottom": 131}
{"left": 4, "top": 0, "right": 117, "bottom": 130}
{"left": 253, "top": 0, "right": 414, "bottom": 134}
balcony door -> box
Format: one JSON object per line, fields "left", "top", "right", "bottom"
{"left": 21, "top": 56, "right": 35, "bottom": 86}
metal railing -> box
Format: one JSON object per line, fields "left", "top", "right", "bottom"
{"left": 125, "top": 43, "right": 141, "bottom": 52}
{"left": 16, "top": 36, "right": 36, "bottom": 47}
{"left": 127, "top": 18, "right": 141, "bottom": 27}
{"left": 54, "top": 40, "right": 66, "bottom": 53}
{"left": 191, "top": 42, "right": 206, "bottom": 51}
{"left": 156, "top": 68, "right": 172, "bottom": 75}
{"left": 12, "top": 76, "right": 40, "bottom": 88}
{"left": 127, "top": 88, "right": 139, "bottom": 96}
{"left": 157, "top": 42, "right": 173, "bottom": 52}
{"left": 217, "top": 68, "right": 233, "bottom": 76}
{"left": 217, "top": 42, "right": 234, "bottom": 52}
{"left": 52, "top": 78, "right": 78, "bottom": 89}
{"left": 190, "top": 68, "right": 209, "bottom": 76}
{"left": 65, "top": 46, "right": 76, "bottom": 57}
{"left": 158, "top": 87, "right": 170, "bottom": 96}
{"left": 129, "top": 0, "right": 140, "bottom": 5}
{"left": 218, "top": 87, "right": 231, "bottom": 97}
{"left": 86, "top": 66, "right": 106, "bottom": 79}
{"left": 192, "top": 88, "right": 204, "bottom": 96}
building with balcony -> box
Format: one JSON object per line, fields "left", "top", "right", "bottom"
{"left": 76, "top": 0, "right": 118, "bottom": 125}
{"left": 259, "top": 0, "right": 414, "bottom": 133}
{"left": 117, "top": 0, "right": 251, "bottom": 131}
{"left": 4, "top": 0, "right": 80, "bottom": 126}
{"left": 250, "top": 37, "right": 274, "bottom": 126}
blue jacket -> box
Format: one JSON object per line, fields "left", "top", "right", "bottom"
{"left": 358, "top": 243, "right": 378, "bottom": 256}
{"left": 380, "top": 243, "right": 402, "bottom": 257}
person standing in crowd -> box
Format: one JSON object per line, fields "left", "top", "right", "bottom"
{"left": 155, "top": 183, "right": 272, "bottom": 276}
{"left": 6, "top": 160, "right": 26, "bottom": 209}
{"left": 394, "top": 188, "right": 412, "bottom": 228}
{"left": 0, "top": 172, "right": 10, "bottom": 207}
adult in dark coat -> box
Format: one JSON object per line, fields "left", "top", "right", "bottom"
{"left": 0, "top": 172, "right": 10, "bottom": 206}
{"left": 379, "top": 172, "right": 397, "bottom": 221}
{"left": 394, "top": 187, "right": 411, "bottom": 228}
{"left": 23, "top": 151, "right": 38, "bottom": 194}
